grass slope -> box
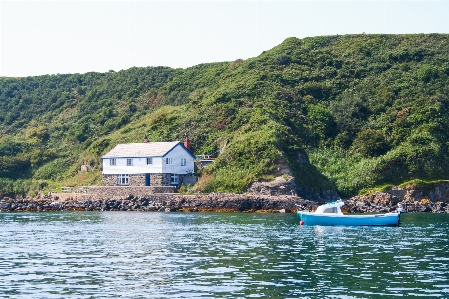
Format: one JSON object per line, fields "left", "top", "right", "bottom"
{"left": 1, "top": 34, "right": 449, "bottom": 197}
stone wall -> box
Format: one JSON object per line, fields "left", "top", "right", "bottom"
{"left": 87, "top": 186, "right": 175, "bottom": 197}
{"left": 130, "top": 174, "right": 146, "bottom": 186}
{"left": 150, "top": 174, "right": 171, "bottom": 186}
{"left": 102, "top": 173, "right": 197, "bottom": 188}
{"left": 103, "top": 174, "right": 117, "bottom": 186}
{"left": 103, "top": 174, "right": 146, "bottom": 186}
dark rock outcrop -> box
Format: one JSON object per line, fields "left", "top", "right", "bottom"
{"left": 347, "top": 190, "right": 449, "bottom": 213}
{"left": 0, "top": 193, "right": 319, "bottom": 213}
{"left": 248, "top": 176, "right": 340, "bottom": 202}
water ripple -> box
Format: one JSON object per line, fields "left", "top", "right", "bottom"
{"left": 0, "top": 212, "right": 448, "bottom": 298}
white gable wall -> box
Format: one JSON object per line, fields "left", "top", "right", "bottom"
{"left": 162, "top": 144, "right": 195, "bottom": 174}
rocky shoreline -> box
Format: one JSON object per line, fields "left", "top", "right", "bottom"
{"left": 346, "top": 186, "right": 449, "bottom": 213}
{"left": 0, "top": 193, "right": 318, "bottom": 213}
{"left": 1, "top": 191, "right": 448, "bottom": 213}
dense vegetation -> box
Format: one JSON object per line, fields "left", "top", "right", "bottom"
{"left": 1, "top": 34, "right": 449, "bottom": 198}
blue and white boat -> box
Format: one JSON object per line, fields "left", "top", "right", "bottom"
{"left": 298, "top": 200, "right": 400, "bottom": 226}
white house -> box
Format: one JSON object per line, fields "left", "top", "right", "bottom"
{"left": 101, "top": 140, "right": 196, "bottom": 187}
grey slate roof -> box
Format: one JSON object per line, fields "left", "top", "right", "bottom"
{"left": 102, "top": 142, "right": 181, "bottom": 158}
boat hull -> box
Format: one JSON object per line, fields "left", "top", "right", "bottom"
{"left": 298, "top": 212, "right": 400, "bottom": 226}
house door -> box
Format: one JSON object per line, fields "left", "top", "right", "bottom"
{"left": 145, "top": 174, "right": 150, "bottom": 186}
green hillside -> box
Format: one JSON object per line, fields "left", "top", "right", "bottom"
{"left": 1, "top": 34, "right": 449, "bottom": 198}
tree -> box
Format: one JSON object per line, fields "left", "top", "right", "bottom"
{"left": 353, "top": 129, "right": 390, "bottom": 157}
{"left": 329, "top": 93, "right": 369, "bottom": 147}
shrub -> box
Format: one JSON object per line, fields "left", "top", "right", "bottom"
{"left": 353, "top": 129, "right": 390, "bottom": 157}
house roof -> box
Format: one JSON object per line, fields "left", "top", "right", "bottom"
{"left": 102, "top": 141, "right": 195, "bottom": 158}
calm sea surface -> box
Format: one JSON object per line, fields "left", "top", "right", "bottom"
{"left": 0, "top": 212, "right": 448, "bottom": 299}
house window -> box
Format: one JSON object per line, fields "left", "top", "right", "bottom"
{"left": 181, "top": 158, "right": 186, "bottom": 166}
{"left": 171, "top": 174, "right": 179, "bottom": 185}
{"left": 110, "top": 159, "right": 116, "bottom": 166}
{"left": 146, "top": 157, "right": 153, "bottom": 165}
{"left": 166, "top": 158, "right": 173, "bottom": 165}
{"left": 127, "top": 158, "right": 133, "bottom": 166}
{"left": 118, "top": 174, "right": 129, "bottom": 185}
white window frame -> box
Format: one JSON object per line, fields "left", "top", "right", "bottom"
{"left": 118, "top": 174, "right": 129, "bottom": 185}
{"left": 170, "top": 174, "right": 179, "bottom": 185}
{"left": 166, "top": 158, "right": 173, "bottom": 165}
{"left": 146, "top": 157, "right": 153, "bottom": 165}
{"left": 181, "top": 158, "right": 186, "bottom": 166}
{"left": 126, "top": 158, "right": 133, "bottom": 166}
{"left": 110, "top": 158, "right": 116, "bottom": 166}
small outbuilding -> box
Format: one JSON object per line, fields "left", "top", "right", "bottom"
{"left": 101, "top": 139, "right": 196, "bottom": 187}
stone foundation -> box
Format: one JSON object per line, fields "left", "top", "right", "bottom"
{"left": 150, "top": 174, "right": 171, "bottom": 186}
{"left": 130, "top": 174, "right": 146, "bottom": 186}
{"left": 103, "top": 174, "right": 147, "bottom": 186}
{"left": 103, "top": 174, "right": 118, "bottom": 186}
{"left": 103, "top": 173, "right": 195, "bottom": 187}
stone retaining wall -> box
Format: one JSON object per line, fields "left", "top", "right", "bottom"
{"left": 86, "top": 186, "right": 175, "bottom": 197}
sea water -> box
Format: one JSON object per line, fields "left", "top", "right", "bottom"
{"left": 0, "top": 212, "right": 448, "bottom": 299}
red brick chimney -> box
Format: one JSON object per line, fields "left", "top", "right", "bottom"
{"left": 184, "top": 133, "right": 191, "bottom": 151}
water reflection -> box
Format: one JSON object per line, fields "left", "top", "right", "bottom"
{"left": 0, "top": 212, "right": 448, "bottom": 298}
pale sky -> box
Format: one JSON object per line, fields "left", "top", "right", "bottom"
{"left": 1, "top": 0, "right": 448, "bottom": 77}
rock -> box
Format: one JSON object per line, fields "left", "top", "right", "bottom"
{"left": 248, "top": 176, "right": 340, "bottom": 202}
{"left": 2, "top": 186, "right": 448, "bottom": 213}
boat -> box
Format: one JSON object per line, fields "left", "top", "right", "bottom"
{"left": 297, "top": 200, "right": 400, "bottom": 226}
{"left": 397, "top": 203, "right": 407, "bottom": 213}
